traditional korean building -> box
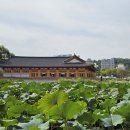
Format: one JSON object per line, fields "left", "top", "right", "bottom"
{"left": 0, "top": 54, "right": 96, "bottom": 79}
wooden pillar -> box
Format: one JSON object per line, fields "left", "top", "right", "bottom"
{"left": 19, "top": 68, "right": 21, "bottom": 78}
{"left": 75, "top": 70, "right": 78, "bottom": 78}
{"left": 56, "top": 69, "right": 59, "bottom": 78}
{"left": 38, "top": 69, "right": 41, "bottom": 78}
{"left": 66, "top": 70, "right": 69, "bottom": 78}
{"left": 85, "top": 71, "right": 87, "bottom": 78}
{"left": 47, "top": 69, "right": 50, "bottom": 78}
{"left": 29, "top": 68, "right": 31, "bottom": 78}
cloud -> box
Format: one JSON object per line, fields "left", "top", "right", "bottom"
{"left": 0, "top": 0, "right": 130, "bottom": 59}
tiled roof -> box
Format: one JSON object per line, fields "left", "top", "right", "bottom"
{"left": 0, "top": 56, "right": 94, "bottom": 68}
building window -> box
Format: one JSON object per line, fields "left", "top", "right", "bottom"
{"left": 79, "top": 73, "right": 85, "bottom": 77}
{"left": 16, "top": 70, "right": 20, "bottom": 73}
{"left": 13, "top": 69, "right": 20, "bottom": 73}
{"left": 69, "top": 73, "right": 75, "bottom": 78}
{"left": 59, "top": 73, "right": 66, "bottom": 77}
{"left": 31, "top": 73, "right": 35, "bottom": 77}
{"left": 4, "top": 70, "right": 11, "bottom": 73}
{"left": 41, "top": 73, "right": 47, "bottom": 77}
{"left": 4, "top": 68, "right": 11, "bottom": 73}
{"left": 31, "top": 73, "right": 38, "bottom": 78}
{"left": 50, "top": 73, "right": 56, "bottom": 77}
{"left": 36, "top": 73, "right": 38, "bottom": 77}
{"left": 22, "top": 69, "right": 29, "bottom": 73}
{"left": 87, "top": 73, "right": 92, "bottom": 78}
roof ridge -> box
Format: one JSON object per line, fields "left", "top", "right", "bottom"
{"left": 12, "top": 56, "right": 70, "bottom": 58}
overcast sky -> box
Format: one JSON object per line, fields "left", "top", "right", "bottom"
{"left": 0, "top": 0, "right": 130, "bottom": 60}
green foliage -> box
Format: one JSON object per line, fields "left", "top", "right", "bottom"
{"left": 2, "top": 119, "right": 18, "bottom": 128}
{"left": 77, "top": 112, "right": 95, "bottom": 125}
{"left": 61, "top": 101, "right": 86, "bottom": 120}
{"left": 101, "top": 114, "right": 124, "bottom": 127}
{"left": 29, "top": 126, "right": 40, "bottom": 130}
{"left": 38, "top": 90, "right": 68, "bottom": 113}
{"left": 115, "top": 58, "right": 130, "bottom": 68}
{"left": 115, "top": 104, "right": 130, "bottom": 121}
{"left": 38, "top": 91, "right": 86, "bottom": 121}
{"left": 0, "top": 79, "right": 130, "bottom": 129}
{"left": 100, "top": 68, "right": 128, "bottom": 77}
{"left": 0, "top": 45, "right": 14, "bottom": 61}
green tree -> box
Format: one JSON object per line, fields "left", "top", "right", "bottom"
{"left": 0, "top": 45, "right": 14, "bottom": 61}
{"left": 100, "top": 69, "right": 108, "bottom": 76}
{"left": 100, "top": 68, "right": 128, "bottom": 78}
{"left": 116, "top": 68, "right": 128, "bottom": 78}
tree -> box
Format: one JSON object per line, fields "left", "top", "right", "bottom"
{"left": 100, "top": 68, "right": 128, "bottom": 78}
{"left": 0, "top": 45, "right": 14, "bottom": 61}
{"left": 116, "top": 68, "right": 128, "bottom": 78}
{"left": 100, "top": 69, "right": 107, "bottom": 76}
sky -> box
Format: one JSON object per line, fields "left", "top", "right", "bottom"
{"left": 0, "top": 0, "right": 130, "bottom": 60}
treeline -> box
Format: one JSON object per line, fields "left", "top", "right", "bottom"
{"left": 115, "top": 58, "right": 130, "bottom": 68}
{"left": 98, "top": 68, "right": 130, "bottom": 78}
{"left": 0, "top": 45, "right": 14, "bottom": 61}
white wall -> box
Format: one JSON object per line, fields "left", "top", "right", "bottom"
{"left": 3, "top": 73, "right": 29, "bottom": 78}
{"left": 3, "top": 73, "right": 12, "bottom": 77}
